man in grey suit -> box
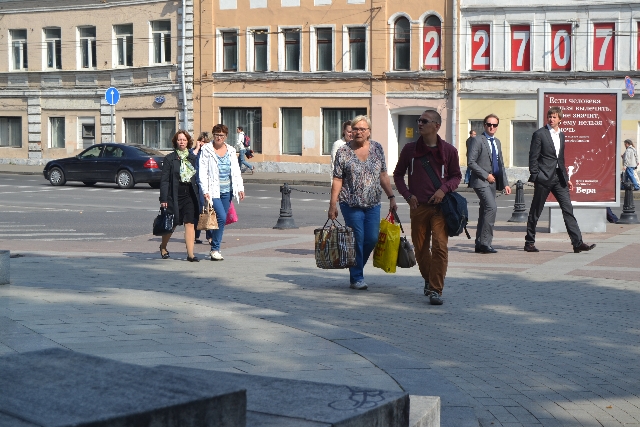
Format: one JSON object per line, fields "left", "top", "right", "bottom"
{"left": 467, "top": 114, "right": 511, "bottom": 253}
{"left": 524, "top": 106, "right": 596, "bottom": 253}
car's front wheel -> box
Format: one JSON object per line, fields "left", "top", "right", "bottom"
{"left": 48, "top": 167, "right": 66, "bottom": 186}
{"left": 116, "top": 170, "right": 135, "bottom": 189}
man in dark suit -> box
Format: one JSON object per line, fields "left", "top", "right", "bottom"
{"left": 467, "top": 114, "right": 510, "bottom": 253}
{"left": 524, "top": 106, "right": 596, "bottom": 253}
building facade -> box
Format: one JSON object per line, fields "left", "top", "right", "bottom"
{"left": 459, "top": 0, "right": 640, "bottom": 176}
{"left": 0, "top": 0, "right": 193, "bottom": 165}
{"left": 195, "top": 0, "right": 455, "bottom": 173}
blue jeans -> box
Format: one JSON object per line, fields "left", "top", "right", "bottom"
{"left": 238, "top": 149, "right": 253, "bottom": 171}
{"left": 339, "top": 203, "right": 381, "bottom": 284}
{"left": 211, "top": 192, "right": 232, "bottom": 251}
{"left": 625, "top": 167, "right": 640, "bottom": 190}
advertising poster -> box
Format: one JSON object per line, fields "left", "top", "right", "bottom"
{"left": 539, "top": 89, "right": 620, "bottom": 205}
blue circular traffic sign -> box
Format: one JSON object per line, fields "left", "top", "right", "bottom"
{"left": 625, "top": 76, "right": 635, "bottom": 98}
{"left": 105, "top": 87, "right": 120, "bottom": 105}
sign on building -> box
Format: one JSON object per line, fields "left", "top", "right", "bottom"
{"left": 539, "top": 89, "right": 621, "bottom": 206}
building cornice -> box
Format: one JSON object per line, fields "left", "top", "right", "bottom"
{"left": 213, "top": 91, "right": 371, "bottom": 98}
{"left": 0, "top": 0, "right": 171, "bottom": 13}
{"left": 211, "top": 71, "right": 372, "bottom": 82}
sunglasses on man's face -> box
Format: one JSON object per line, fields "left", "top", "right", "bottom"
{"left": 484, "top": 123, "right": 499, "bottom": 128}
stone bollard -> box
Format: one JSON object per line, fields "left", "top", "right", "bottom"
{"left": 617, "top": 183, "right": 639, "bottom": 224}
{"left": 508, "top": 180, "right": 528, "bottom": 223}
{"left": 273, "top": 183, "right": 298, "bottom": 229}
{"left": 0, "top": 250, "right": 9, "bottom": 285}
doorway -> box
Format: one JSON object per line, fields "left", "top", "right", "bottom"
{"left": 397, "top": 115, "right": 420, "bottom": 156}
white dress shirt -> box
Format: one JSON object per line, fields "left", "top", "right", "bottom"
{"left": 547, "top": 124, "right": 561, "bottom": 168}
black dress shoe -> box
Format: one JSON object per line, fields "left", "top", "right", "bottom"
{"left": 476, "top": 245, "right": 497, "bottom": 254}
{"left": 573, "top": 242, "right": 596, "bottom": 253}
{"left": 524, "top": 243, "right": 539, "bottom": 252}
{"left": 187, "top": 256, "right": 199, "bottom": 262}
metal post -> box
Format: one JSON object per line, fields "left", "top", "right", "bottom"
{"left": 110, "top": 104, "right": 114, "bottom": 143}
{"left": 508, "top": 180, "right": 528, "bottom": 222}
{"left": 617, "top": 183, "right": 639, "bottom": 224}
{"left": 273, "top": 183, "right": 298, "bottom": 229}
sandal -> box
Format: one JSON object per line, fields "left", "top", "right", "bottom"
{"left": 159, "top": 245, "right": 170, "bottom": 259}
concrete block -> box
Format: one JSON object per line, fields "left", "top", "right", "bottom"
{"left": 0, "top": 251, "right": 9, "bottom": 285}
{"left": 549, "top": 207, "right": 606, "bottom": 233}
{"left": 27, "top": 152, "right": 42, "bottom": 159}
{"left": 0, "top": 348, "right": 246, "bottom": 427}
{"left": 409, "top": 395, "right": 440, "bottom": 427}
{"left": 28, "top": 143, "right": 41, "bottom": 151}
{"left": 27, "top": 105, "right": 41, "bottom": 115}
{"left": 28, "top": 123, "right": 41, "bottom": 134}
{"left": 161, "top": 366, "right": 410, "bottom": 427}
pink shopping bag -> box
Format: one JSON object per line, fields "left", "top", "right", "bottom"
{"left": 225, "top": 201, "right": 238, "bottom": 225}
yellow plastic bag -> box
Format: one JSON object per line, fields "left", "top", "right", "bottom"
{"left": 373, "top": 213, "right": 401, "bottom": 273}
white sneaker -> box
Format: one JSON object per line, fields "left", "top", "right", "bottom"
{"left": 349, "top": 281, "right": 368, "bottom": 290}
{"left": 210, "top": 251, "right": 224, "bottom": 261}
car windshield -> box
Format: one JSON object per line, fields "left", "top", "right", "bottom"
{"left": 132, "top": 146, "right": 164, "bottom": 156}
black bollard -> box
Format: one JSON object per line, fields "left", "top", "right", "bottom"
{"left": 508, "top": 180, "right": 528, "bottom": 222}
{"left": 273, "top": 183, "right": 298, "bottom": 229}
{"left": 617, "top": 183, "right": 639, "bottom": 224}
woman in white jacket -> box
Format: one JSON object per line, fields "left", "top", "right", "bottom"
{"left": 198, "top": 124, "right": 245, "bottom": 260}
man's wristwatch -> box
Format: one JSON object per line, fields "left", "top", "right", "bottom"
{"left": 388, "top": 195, "right": 395, "bottom": 200}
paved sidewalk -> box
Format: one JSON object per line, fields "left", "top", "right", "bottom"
{"left": 3, "top": 215, "right": 640, "bottom": 426}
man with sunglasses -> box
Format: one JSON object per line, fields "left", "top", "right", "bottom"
{"left": 467, "top": 114, "right": 510, "bottom": 253}
{"left": 393, "top": 110, "right": 461, "bottom": 305}
{"left": 524, "top": 106, "right": 596, "bottom": 253}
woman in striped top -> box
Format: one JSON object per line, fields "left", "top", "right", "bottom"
{"left": 198, "top": 124, "right": 245, "bottom": 261}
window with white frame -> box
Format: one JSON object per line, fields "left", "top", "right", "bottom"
{"left": 222, "top": 30, "right": 238, "bottom": 71}
{"left": 124, "top": 118, "right": 175, "bottom": 149}
{"left": 45, "top": 28, "right": 62, "bottom": 70}
{"left": 0, "top": 117, "right": 22, "bottom": 147}
{"left": 348, "top": 27, "right": 366, "bottom": 71}
{"left": 283, "top": 29, "right": 301, "bottom": 71}
{"left": 253, "top": 30, "right": 268, "bottom": 72}
{"left": 282, "top": 108, "right": 302, "bottom": 154}
{"left": 316, "top": 28, "right": 332, "bottom": 71}
{"left": 50, "top": 117, "right": 65, "bottom": 148}
{"left": 10, "top": 30, "right": 28, "bottom": 71}
{"left": 394, "top": 17, "right": 410, "bottom": 70}
{"left": 322, "top": 108, "right": 366, "bottom": 155}
{"left": 115, "top": 24, "right": 133, "bottom": 67}
{"left": 79, "top": 26, "right": 97, "bottom": 69}
{"left": 221, "top": 108, "right": 263, "bottom": 152}
{"left": 151, "top": 20, "right": 171, "bottom": 64}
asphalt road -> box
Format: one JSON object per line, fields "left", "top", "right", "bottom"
{"left": 0, "top": 173, "right": 623, "bottom": 241}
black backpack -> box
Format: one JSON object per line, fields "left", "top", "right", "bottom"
{"left": 419, "top": 156, "right": 471, "bottom": 239}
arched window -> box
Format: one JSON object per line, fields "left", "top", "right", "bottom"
{"left": 394, "top": 17, "right": 410, "bottom": 70}
{"left": 423, "top": 15, "right": 441, "bottom": 70}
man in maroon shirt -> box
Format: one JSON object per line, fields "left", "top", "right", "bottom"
{"left": 393, "top": 110, "right": 462, "bottom": 305}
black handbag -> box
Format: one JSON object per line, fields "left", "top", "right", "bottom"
{"left": 245, "top": 149, "right": 254, "bottom": 159}
{"left": 391, "top": 211, "right": 416, "bottom": 268}
{"left": 153, "top": 208, "right": 174, "bottom": 236}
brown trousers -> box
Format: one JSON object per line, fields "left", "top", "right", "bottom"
{"left": 410, "top": 204, "right": 449, "bottom": 295}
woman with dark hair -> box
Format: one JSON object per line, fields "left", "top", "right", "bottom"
{"left": 199, "top": 124, "right": 245, "bottom": 261}
{"left": 159, "top": 130, "right": 200, "bottom": 262}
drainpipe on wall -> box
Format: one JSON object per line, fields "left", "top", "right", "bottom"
{"left": 451, "top": 0, "right": 458, "bottom": 148}
{"left": 180, "top": 0, "right": 189, "bottom": 130}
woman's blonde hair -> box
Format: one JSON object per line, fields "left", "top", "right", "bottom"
{"left": 351, "top": 115, "right": 371, "bottom": 131}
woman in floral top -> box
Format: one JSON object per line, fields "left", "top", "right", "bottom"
{"left": 328, "top": 115, "right": 397, "bottom": 290}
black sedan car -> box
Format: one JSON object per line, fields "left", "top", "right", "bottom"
{"left": 43, "top": 143, "right": 166, "bottom": 189}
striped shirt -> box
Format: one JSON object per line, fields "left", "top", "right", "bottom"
{"left": 216, "top": 151, "right": 232, "bottom": 194}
